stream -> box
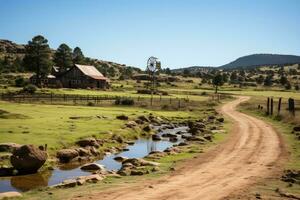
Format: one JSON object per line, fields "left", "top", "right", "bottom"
{"left": 0, "top": 125, "right": 189, "bottom": 192}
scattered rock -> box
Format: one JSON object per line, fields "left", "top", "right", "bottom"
{"left": 61, "top": 179, "right": 77, "bottom": 188}
{"left": 11, "top": 145, "right": 47, "bottom": 174}
{"left": 178, "top": 142, "right": 188, "bottom": 146}
{"left": 130, "top": 170, "right": 145, "bottom": 176}
{"left": 0, "top": 143, "right": 21, "bottom": 153}
{"left": 169, "top": 137, "right": 178, "bottom": 142}
{"left": 161, "top": 133, "right": 177, "bottom": 138}
{"left": 80, "top": 163, "right": 105, "bottom": 171}
{"left": 293, "top": 126, "right": 300, "bottom": 132}
{"left": 203, "top": 134, "right": 213, "bottom": 142}
{"left": 217, "top": 117, "right": 224, "bottom": 123}
{"left": 114, "top": 156, "right": 128, "bottom": 162}
{"left": 126, "top": 121, "right": 138, "bottom": 128}
{"left": 75, "top": 148, "right": 90, "bottom": 156}
{"left": 143, "top": 125, "right": 152, "bottom": 132}
{"left": 152, "top": 134, "right": 161, "bottom": 141}
{"left": 0, "top": 191, "right": 22, "bottom": 199}
{"left": 138, "top": 115, "right": 150, "bottom": 122}
{"left": 116, "top": 115, "right": 129, "bottom": 120}
{"left": 76, "top": 138, "right": 99, "bottom": 147}
{"left": 57, "top": 149, "right": 79, "bottom": 163}
{"left": 281, "top": 170, "right": 300, "bottom": 184}
{"left": 125, "top": 141, "right": 135, "bottom": 145}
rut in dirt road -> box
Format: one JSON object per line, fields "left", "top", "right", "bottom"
{"left": 74, "top": 96, "right": 283, "bottom": 200}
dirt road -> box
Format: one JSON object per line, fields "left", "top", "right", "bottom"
{"left": 75, "top": 96, "right": 284, "bottom": 200}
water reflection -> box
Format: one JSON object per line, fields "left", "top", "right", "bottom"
{"left": 0, "top": 126, "right": 188, "bottom": 192}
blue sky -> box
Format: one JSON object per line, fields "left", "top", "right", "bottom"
{"left": 0, "top": 0, "right": 299, "bottom": 69}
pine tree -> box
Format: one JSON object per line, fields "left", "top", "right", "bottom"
{"left": 54, "top": 43, "right": 73, "bottom": 71}
{"left": 72, "top": 47, "right": 85, "bottom": 64}
{"left": 23, "top": 35, "right": 52, "bottom": 86}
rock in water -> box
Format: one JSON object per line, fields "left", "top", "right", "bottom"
{"left": 56, "top": 149, "right": 79, "bottom": 163}
{"left": 0, "top": 191, "right": 22, "bottom": 199}
{"left": 80, "top": 163, "right": 106, "bottom": 171}
{"left": 10, "top": 145, "right": 47, "bottom": 174}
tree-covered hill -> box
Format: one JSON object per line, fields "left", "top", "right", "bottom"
{"left": 0, "top": 39, "right": 141, "bottom": 79}
{"left": 220, "top": 54, "right": 300, "bottom": 69}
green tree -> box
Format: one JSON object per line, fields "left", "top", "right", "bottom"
{"left": 183, "top": 69, "right": 190, "bottom": 77}
{"left": 279, "top": 76, "right": 288, "bottom": 86}
{"left": 72, "top": 47, "right": 85, "bottom": 64}
{"left": 165, "top": 67, "right": 171, "bottom": 75}
{"left": 285, "top": 81, "right": 291, "bottom": 90}
{"left": 54, "top": 43, "right": 73, "bottom": 71}
{"left": 212, "top": 73, "right": 224, "bottom": 93}
{"left": 23, "top": 35, "right": 52, "bottom": 86}
{"left": 264, "top": 75, "right": 273, "bottom": 86}
{"left": 256, "top": 75, "right": 264, "bottom": 85}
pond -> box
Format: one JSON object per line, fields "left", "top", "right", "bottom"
{"left": 0, "top": 125, "right": 189, "bottom": 192}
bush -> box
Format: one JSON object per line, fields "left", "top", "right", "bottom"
{"left": 115, "top": 97, "right": 134, "bottom": 105}
{"left": 22, "top": 84, "right": 37, "bottom": 94}
{"left": 87, "top": 102, "right": 95, "bottom": 106}
{"left": 15, "top": 77, "right": 26, "bottom": 87}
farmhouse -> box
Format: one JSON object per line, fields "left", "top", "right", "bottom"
{"left": 30, "top": 64, "right": 110, "bottom": 89}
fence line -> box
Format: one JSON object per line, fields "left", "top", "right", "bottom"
{"left": 0, "top": 92, "right": 193, "bottom": 109}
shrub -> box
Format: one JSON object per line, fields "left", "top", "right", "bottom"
{"left": 87, "top": 102, "right": 95, "bottom": 106}
{"left": 15, "top": 77, "right": 26, "bottom": 87}
{"left": 115, "top": 98, "right": 134, "bottom": 105}
{"left": 22, "top": 84, "right": 37, "bottom": 94}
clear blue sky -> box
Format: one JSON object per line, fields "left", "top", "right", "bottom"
{"left": 0, "top": 0, "right": 299, "bottom": 69}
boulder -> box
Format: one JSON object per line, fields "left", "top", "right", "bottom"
{"left": 203, "top": 134, "right": 213, "bottom": 141}
{"left": 130, "top": 170, "right": 145, "bottom": 176}
{"left": 116, "top": 115, "right": 128, "bottom": 120}
{"left": 169, "top": 137, "right": 178, "bottom": 143}
{"left": 61, "top": 179, "right": 77, "bottom": 188}
{"left": 75, "top": 148, "right": 91, "bottom": 156}
{"left": 0, "top": 143, "right": 21, "bottom": 152}
{"left": 143, "top": 125, "right": 152, "bottom": 132}
{"left": 0, "top": 191, "right": 22, "bottom": 199}
{"left": 118, "top": 167, "right": 132, "bottom": 176}
{"left": 10, "top": 145, "right": 47, "bottom": 174}
{"left": 114, "top": 156, "right": 128, "bottom": 162}
{"left": 161, "top": 133, "right": 177, "bottom": 138}
{"left": 122, "top": 158, "right": 141, "bottom": 166}
{"left": 126, "top": 121, "right": 138, "bottom": 128}
{"left": 76, "top": 138, "right": 99, "bottom": 147}
{"left": 293, "top": 126, "right": 300, "bottom": 132}
{"left": 80, "top": 163, "right": 105, "bottom": 171}
{"left": 178, "top": 142, "right": 188, "bottom": 146}
{"left": 81, "top": 174, "right": 103, "bottom": 183}
{"left": 57, "top": 149, "right": 79, "bottom": 163}
{"left": 138, "top": 115, "right": 150, "bottom": 122}
{"left": 217, "top": 117, "right": 224, "bottom": 123}
{"left": 152, "top": 134, "right": 161, "bottom": 141}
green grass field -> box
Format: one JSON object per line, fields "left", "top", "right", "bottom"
{"left": 0, "top": 100, "right": 211, "bottom": 156}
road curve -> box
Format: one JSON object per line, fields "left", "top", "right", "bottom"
{"left": 74, "top": 96, "right": 283, "bottom": 200}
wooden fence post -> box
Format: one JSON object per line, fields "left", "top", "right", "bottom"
{"left": 277, "top": 97, "right": 282, "bottom": 116}
{"left": 266, "top": 97, "right": 270, "bottom": 115}
{"left": 288, "top": 98, "right": 295, "bottom": 116}
{"left": 270, "top": 97, "right": 273, "bottom": 115}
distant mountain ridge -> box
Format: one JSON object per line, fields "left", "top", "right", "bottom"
{"left": 220, "top": 54, "right": 300, "bottom": 69}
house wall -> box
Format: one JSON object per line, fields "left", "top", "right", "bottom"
{"left": 59, "top": 67, "right": 108, "bottom": 89}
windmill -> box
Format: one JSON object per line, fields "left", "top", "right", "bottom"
{"left": 146, "top": 56, "right": 161, "bottom": 106}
